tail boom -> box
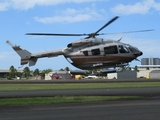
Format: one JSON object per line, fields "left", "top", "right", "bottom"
{"left": 6, "top": 40, "right": 63, "bottom": 66}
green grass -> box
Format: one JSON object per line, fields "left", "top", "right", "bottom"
{"left": 0, "top": 96, "right": 143, "bottom": 106}
{"left": 0, "top": 82, "right": 159, "bottom": 106}
{"left": 0, "top": 82, "right": 160, "bottom": 91}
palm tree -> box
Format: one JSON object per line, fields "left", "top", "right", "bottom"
{"left": 60, "top": 68, "right": 64, "bottom": 71}
{"left": 33, "top": 68, "right": 40, "bottom": 76}
{"left": 23, "top": 67, "right": 31, "bottom": 79}
{"left": 9, "top": 65, "right": 16, "bottom": 78}
{"left": 40, "top": 69, "right": 53, "bottom": 79}
{"left": 64, "top": 67, "right": 70, "bottom": 71}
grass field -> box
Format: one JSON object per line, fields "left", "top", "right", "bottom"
{"left": 0, "top": 82, "right": 160, "bottom": 91}
{"left": 0, "top": 81, "right": 159, "bottom": 105}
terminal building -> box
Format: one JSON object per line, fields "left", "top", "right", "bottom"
{"left": 137, "top": 58, "right": 160, "bottom": 79}
{"left": 0, "top": 69, "right": 10, "bottom": 78}
{"left": 136, "top": 65, "right": 160, "bottom": 78}
{"left": 141, "top": 58, "right": 160, "bottom": 65}
{"left": 108, "top": 58, "right": 160, "bottom": 79}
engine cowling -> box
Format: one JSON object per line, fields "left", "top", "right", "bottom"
{"left": 67, "top": 38, "right": 103, "bottom": 47}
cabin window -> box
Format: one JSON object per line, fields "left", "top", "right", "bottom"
{"left": 83, "top": 51, "right": 88, "bottom": 56}
{"left": 104, "top": 45, "right": 118, "bottom": 54}
{"left": 118, "top": 45, "right": 129, "bottom": 53}
{"left": 91, "top": 49, "right": 100, "bottom": 55}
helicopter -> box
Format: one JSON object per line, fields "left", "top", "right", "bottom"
{"left": 6, "top": 16, "right": 153, "bottom": 73}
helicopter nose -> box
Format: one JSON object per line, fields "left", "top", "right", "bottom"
{"left": 133, "top": 51, "right": 143, "bottom": 57}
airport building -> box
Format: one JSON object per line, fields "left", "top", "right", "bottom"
{"left": 137, "top": 57, "right": 160, "bottom": 78}
{"left": 136, "top": 65, "right": 160, "bottom": 78}
{"left": 0, "top": 69, "right": 10, "bottom": 78}
{"left": 107, "top": 70, "right": 137, "bottom": 79}
{"left": 0, "top": 69, "right": 23, "bottom": 79}
{"left": 141, "top": 58, "right": 160, "bottom": 65}
{"left": 45, "top": 71, "right": 72, "bottom": 80}
{"left": 1, "top": 58, "right": 160, "bottom": 80}
{"left": 149, "top": 70, "right": 160, "bottom": 79}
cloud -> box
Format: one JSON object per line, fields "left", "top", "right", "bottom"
{"left": 0, "top": 1, "right": 11, "bottom": 11}
{"left": 0, "top": 0, "right": 101, "bottom": 11}
{"left": 34, "top": 8, "right": 107, "bottom": 23}
{"left": 111, "top": 0, "right": 160, "bottom": 15}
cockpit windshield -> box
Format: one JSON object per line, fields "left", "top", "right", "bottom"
{"left": 127, "top": 45, "right": 139, "bottom": 53}
{"left": 118, "top": 45, "right": 130, "bottom": 53}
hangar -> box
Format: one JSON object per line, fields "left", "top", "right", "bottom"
{"left": 0, "top": 69, "right": 9, "bottom": 78}
{"left": 107, "top": 70, "right": 137, "bottom": 79}
{"left": 137, "top": 65, "right": 160, "bottom": 78}
{"left": 0, "top": 69, "right": 23, "bottom": 79}
{"left": 149, "top": 70, "right": 160, "bottom": 79}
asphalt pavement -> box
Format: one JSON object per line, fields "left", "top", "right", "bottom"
{"left": 0, "top": 87, "right": 160, "bottom": 98}
{"left": 0, "top": 79, "right": 160, "bottom": 120}
{"left": 0, "top": 98, "right": 160, "bottom": 120}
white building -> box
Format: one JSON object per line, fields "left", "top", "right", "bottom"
{"left": 107, "top": 73, "right": 117, "bottom": 79}
{"left": 45, "top": 71, "right": 72, "bottom": 80}
{"left": 137, "top": 65, "right": 160, "bottom": 78}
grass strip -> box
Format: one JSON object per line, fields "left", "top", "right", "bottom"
{"left": 0, "top": 82, "right": 160, "bottom": 91}
{"left": 0, "top": 96, "right": 143, "bottom": 106}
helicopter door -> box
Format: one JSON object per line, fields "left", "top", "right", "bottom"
{"left": 91, "top": 49, "right": 100, "bottom": 55}
{"left": 104, "top": 45, "right": 118, "bottom": 55}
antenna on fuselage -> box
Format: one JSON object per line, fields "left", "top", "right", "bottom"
{"left": 117, "top": 37, "right": 122, "bottom": 42}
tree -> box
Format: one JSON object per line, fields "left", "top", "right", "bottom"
{"left": 40, "top": 69, "right": 53, "bottom": 79}
{"left": 23, "top": 67, "right": 31, "bottom": 79}
{"left": 33, "top": 68, "right": 40, "bottom": 76}
{"left": 16, "top": 72, "right": 22, "bottom": 78}
{"left": 9, "top": 65, "right": 16, "bottom": 78}
{"left": 64, "top": 67, "right": 70, "bottom": 71}
{"left": 43, "top": 69, "right": 53, "bottom": 74}
{"left": 4, "top": 73, "right": 10, "bottom": 80}
{"left": 60, "top": 68, "right": 64, "bottom": 71}
{"left": 134, "top": 66, "right": 139, "bottom": 72}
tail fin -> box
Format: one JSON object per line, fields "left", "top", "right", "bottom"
{"left": 6, "top": 40, "right": 37, "bottom": 66}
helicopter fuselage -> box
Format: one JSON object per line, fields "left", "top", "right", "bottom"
{"left": 63, "top": 38, "right": 143, "bottom": 70}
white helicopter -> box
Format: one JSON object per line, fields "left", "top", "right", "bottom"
{"left": 6, "top": 16, "right": 153, "bottom": 74}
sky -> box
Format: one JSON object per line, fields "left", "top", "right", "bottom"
{"left": 0, "top": 0, "right": 160, "bottom": 71}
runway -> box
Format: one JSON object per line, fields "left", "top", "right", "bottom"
{"left": 1, "top": 78, "right": 160, "bottom": 84}
{"left": 1, "top": 79, "right": 160, "bottom": 120}
{"left": 0, "top": 99, "right": 160, "bottom": 120}
{"left": 0, "top": 87, "right": 160, "bottom": 98}
{"left": 0, "top": 79, "right": 160, "bottom": 98}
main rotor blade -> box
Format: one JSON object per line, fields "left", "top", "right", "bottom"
{"left": 99, "top": 29, "right": 154, "bottom": 35}
{"left": 26, "top": 29, "right": 154, "bottom": 37}
{"left": 26, "top": 33, "right": 87, "bottom": 36}
{"left": 92, "top": 16, "right": 119, "bottom": 37}
{"left": 26, "top": 16, "right": 119, "bottom": 37}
